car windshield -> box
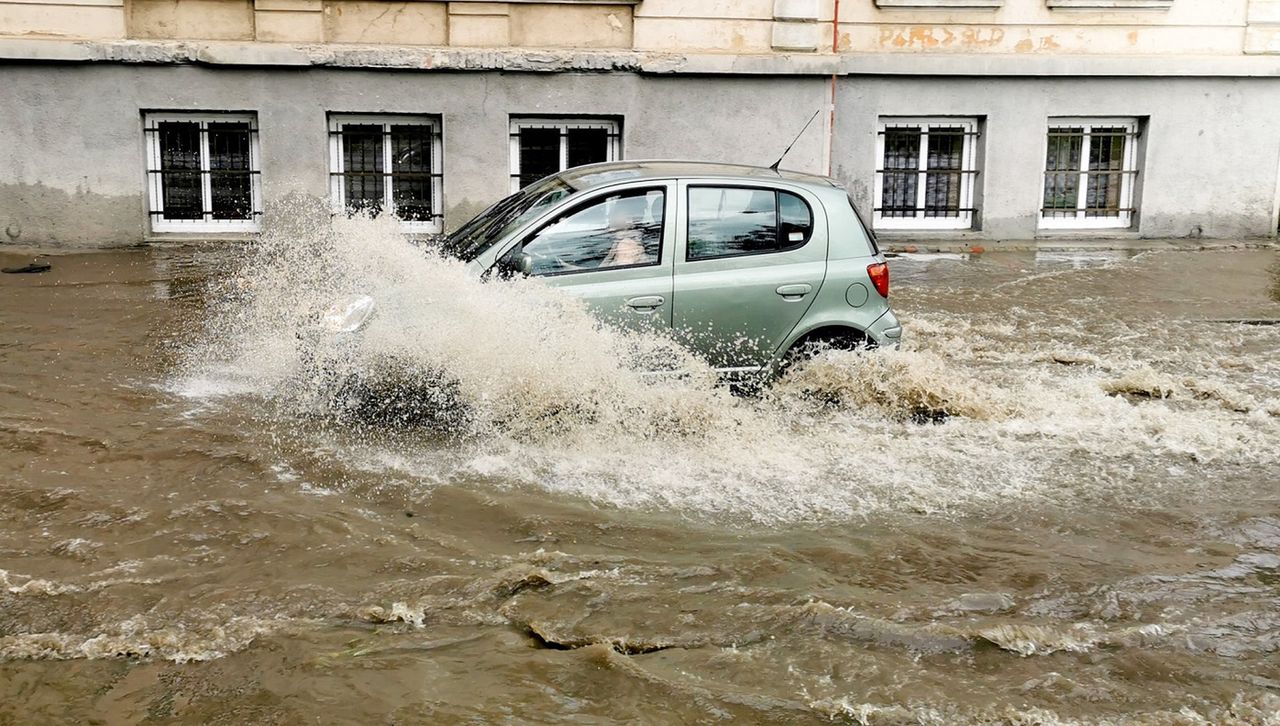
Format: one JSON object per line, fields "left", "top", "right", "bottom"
{"left": 439, "top": 177, "right": 575, "bottom": 262}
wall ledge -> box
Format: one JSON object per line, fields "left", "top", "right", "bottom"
{"left": 1045, "top": 0, "right": 1173, "bottom": 8}
{"left": 448, "top": 0, "right": 640, "bottom": 3}
{"left": 3, "top": 38, "right": 1280, "bottom": 77}
{"left": 876, "top": 0, "right": 1003, "bottom": 8}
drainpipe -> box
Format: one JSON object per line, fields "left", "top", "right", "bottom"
{"left": 827, "top": 0, "right": 839, "bottom": 176}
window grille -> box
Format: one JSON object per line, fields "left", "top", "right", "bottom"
{"left": 509, "top": 118, "right": 621, "bottom": 192}
{"left": 873, "top": 118, "right": 980, "bottom": 230}
{"left": 328, "top": 115, "right": 444, "bottom": 233}
{"left": 1040, "top": 118, "right": 1140, "bottom": 229}
{"left": 144, "top": 112, "right": 261, "bottom": 233}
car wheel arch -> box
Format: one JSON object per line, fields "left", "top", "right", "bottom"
{"left": 787, "top": 324, "right": 871, "bottom": 351}
{"left": 770, "top": 323, "right": 871, "bottom": 378}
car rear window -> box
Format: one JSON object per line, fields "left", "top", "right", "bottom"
{"left": 686, "top": 187, "right": 813, "bottom": 261}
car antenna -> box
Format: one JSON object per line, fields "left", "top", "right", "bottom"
{"left": 769, "top": 109, "right": 822, "bottom": 172}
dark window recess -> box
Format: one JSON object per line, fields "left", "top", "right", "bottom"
{"left": 342, "top": 124, "right": 385, "bottom": 215}
{"left": 1085, "top": 127, "right": 1127, "bottom": 217}
{"left": 924, "top": 128, "right": 964, "bottom": 218}
{"left": 879, "top": 125, "right": 972, "bottom": 219}
{"left": 1042, "top": 126, "right": 1084, "bottom": 215}
{"left": 1041, "top": 125, "right": 1138, "bottom": 219}
{"left": 158, "top": 122, "right": 202, "bottom": 220}
{"left": 390, "top": 124, "right": 432, "bottom": 222}
{"left": 147, "top": 116, "right": 260, "bottom": 224}
{"left": 518, "top": 127, "right": 561, "bottom": 189}
{"left": 879, "top": 127, "right": 920, "bottom": 219}
{"left": 208, "top": 122, "right": 253, "bottom": 220}
{"left": 510, "top": 121, "right": 619, "bottom": 191}
{"left": 566, "top": 127, "right": 609, "bottom": 169}
{"left": 330, "top": 120, "right": 441, "bottom": 224}
{"left": 687, "top": 188, "right": 812, "bottom": 261}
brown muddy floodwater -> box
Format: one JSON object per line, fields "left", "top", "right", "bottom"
{"left": 1, "top": 232, "right": 1279, "bottom": 724}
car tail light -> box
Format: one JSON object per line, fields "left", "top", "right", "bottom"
{"left": 867, "top": 262, "right": 889, "bottom": 299}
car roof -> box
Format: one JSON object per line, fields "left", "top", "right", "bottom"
{"left": 555, "top": 160, "right": 841, "bottom": 192}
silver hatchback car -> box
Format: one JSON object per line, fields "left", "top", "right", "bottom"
{"left": 435, "top": 160, "right": 901, "bottom": 377}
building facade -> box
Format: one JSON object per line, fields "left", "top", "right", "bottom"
{"left": 2, "top": 0, "right": 1279, "bottom": 247}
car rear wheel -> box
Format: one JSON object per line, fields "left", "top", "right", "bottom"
{"left": 775, "top": 327, "right": 870, "bottom": 381}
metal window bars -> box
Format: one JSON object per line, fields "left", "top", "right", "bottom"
{"left": 328, "top": 120, "right": 444, "bottom": 228}
{"left": 144, "top": 116, "right": 262, "bottom": 226}
{"left": 1040, "top": 123, "right": 1140, "bottom": 225}
{"left": 1039, "top": 124, "right": 1141, "bottom": 218}
{"left": 873, "top": 121, "right": 980, "bottom": 228}
{"left": 508, "top": 119, "right": 621, "bottom": 191}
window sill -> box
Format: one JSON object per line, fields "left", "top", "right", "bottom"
{"left": 1035, "top": 228, "right": 1140, "bottom": 239}
{"left": 146, "top": 232, "right": 258, "bottom": 243}
{"left": 875, "top": 229, "right": 982, "bottom": 237}
{"left": 150, "top": 225, "right": 262, "bottom": 235}
{"left": 873, "top": 217, "right": 977, "bottom": 233}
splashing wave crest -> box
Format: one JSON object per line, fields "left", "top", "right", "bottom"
{"left": 177, "top": 203, "right": 1280, "bottom": 522}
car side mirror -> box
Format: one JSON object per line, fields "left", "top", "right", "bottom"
{"left": 497, "top": 249, "right": 535, "bottom": 278}
{"left": 516, "top": 253, "right": 534, "bottom": 276}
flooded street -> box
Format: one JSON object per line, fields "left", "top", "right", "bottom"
{"left": 2, "top": 236, "right": 1278, "bottom": 723}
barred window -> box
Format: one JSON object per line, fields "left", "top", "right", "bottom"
{"left": 874, "top": 118, "right": 979, "bottom": 230}
{"left": 1041, "top": 118, "right": 1139, "bottom": 229}
{"left": 144, "top": 112, "right": 261, "bottom": 233}
{"left": 510, "top": 118, "right": 621, "bottom": 192}
{"left": 329, "top": 115, "right": 443, "bottom": 233}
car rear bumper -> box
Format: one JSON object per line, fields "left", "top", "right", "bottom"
{"left": 866, "top": 308, "right": 903, "bottom": 347}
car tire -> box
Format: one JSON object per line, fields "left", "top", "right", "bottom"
{"left": 775, "top": 328, "right": 870, "bottom": 381}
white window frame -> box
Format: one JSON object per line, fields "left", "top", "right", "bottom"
{"left": 1039, "top": 117, "right": 1139, "bottom": 230}
{"left": 144, "top": 112, "right": 262, "bottom": 234}
{"left": 328, "top": 114, "right": 443, "bottom": 234}
{"left": 873, "top": 117, "right": 978, "bottom": 231}
{"left": 509, "top": 117, "right": 621, "bottom": 193}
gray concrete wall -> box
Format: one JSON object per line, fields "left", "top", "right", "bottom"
{"left": 0, "top": 63, "right": 829, "bottom": 247}
{"left": 1, "top": 62, "right": 1278, "bottom": 247}
{"left": 834, "top": 75, "right": 1280, "bottom": 241}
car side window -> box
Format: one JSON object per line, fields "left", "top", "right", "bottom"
{"left": 504, "top": 188, "right": 665, "bottom": 276}
{"left": 686, "top": 187, "right": 813, "bottom": 261}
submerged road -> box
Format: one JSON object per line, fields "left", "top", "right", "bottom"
{"left": 1, "top": 243, "right": 1278, "bottom": 723}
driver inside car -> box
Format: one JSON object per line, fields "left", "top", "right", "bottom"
{"left": 600, "top": 196, "right": 654, "bottom": 268}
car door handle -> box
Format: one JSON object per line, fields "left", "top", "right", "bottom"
{"left": 625, "top": 295, "right": 665, "bottom": 312}
{"left": 775, "top": 283, "right": 813, "bottom": 300}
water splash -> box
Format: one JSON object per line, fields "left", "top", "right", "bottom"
{"left": 177, "top": 205, "right": 1280, "bottom": 522}
{"left": 0, "top": 615, "right": 305, "bottom": 663}
{"left": 182, "top": 198, "right": 724, "bottom": 442}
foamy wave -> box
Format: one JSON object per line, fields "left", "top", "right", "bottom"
{"left": 811, "top": 693, "right": 1280, "bottom": 726}
{"left": 174, "top": 207, "right": 1280, "bottom": 522}
{"left": 795, "top": 601, "right": 1177, "bottom": 658}
{"left": 0, "top": 562, "right": 161, "bottom": 597}
{"left": 0, "top": 615, "right": 303, "bottom": 663}
{"left": 772, "top": 347, "right": 1014, "bottom": 421}
{"left": 976, "top": 622, "right": 1174, "bottom": 657}
{"left": 180, "top": 199, "right": 725, "bottom": 443}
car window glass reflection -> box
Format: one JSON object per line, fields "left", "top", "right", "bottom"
{"left": 687, "top": 187, "right": 812, "bottom": 261}
{"left": 517, "top": 189, "right": 665, "bottom": 276}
